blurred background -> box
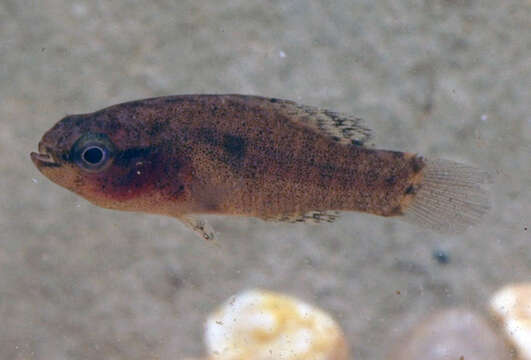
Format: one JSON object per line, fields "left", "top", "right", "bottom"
{"left": 1, "top": 0, "right": 530, "bottom": 359}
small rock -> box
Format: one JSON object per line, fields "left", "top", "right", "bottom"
{"left": 432, "top": 249, "right": 450, "bottom": 265}
{"left": 391, "top": 309, "right": 511, "bottom": 360}
{"left": 490, "top": 283, "right": 531, "bottom": 360}
{"left": 204, "top": 289, "right": 349, "bottom": 360}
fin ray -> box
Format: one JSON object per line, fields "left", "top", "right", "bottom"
{"left": 180, "top": 215, "right": 216, "bottom": 240}
{"left": 274, "top": 99, "right": 372, "bottom": 146}
{"left": 402, "top": 158, "right": 491, "bottom": 233}
{"left": 267, "top": 210, "right": 340, "bottom": 224}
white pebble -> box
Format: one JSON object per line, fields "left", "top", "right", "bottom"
{"left": 490, "top": 283, "right": 531, "bottom": 360}
{"left": 204, "top": 289, "right": 348, "bottom": 360}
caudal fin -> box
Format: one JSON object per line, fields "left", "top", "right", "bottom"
{"left": 403, "top": 158, "right": 492, "bottom": 233}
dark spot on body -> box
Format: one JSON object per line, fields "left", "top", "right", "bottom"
{"left": 114, "top": 147, "right": 153, "bottom": 167}
{"left": 222, "top": 134, "right": 246, "bottom": 159}
{"left": 411, "top": 156, "right": 425, "bottom": 173}
{"left": 148, "top": 120, "right": 169, "bottom": 137}
{"left": 270, "top": 98, "right": 278, "bottom": 103}
{"left": 385, "top": 175, "right": 397, "bottom": 185}
{"left": 352, "top": 139, "right": 364, "bottom": 146}
{"left": 405, "top": 184, "right": 416, "bottom": 194}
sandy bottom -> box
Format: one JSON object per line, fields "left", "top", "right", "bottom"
{"left": 1, "top": 1, "right": 529, "bottom": 359}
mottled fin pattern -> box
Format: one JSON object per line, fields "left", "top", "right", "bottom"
{"left": 269, "top": 210, "right": 340, "bottom": 224}
{"left": 403, "top": 158, "right": 492, "bottom": 233}
{"left": 180, "top": 215, "right": 216, "bottom": 240}
{"left": 276, "top": 100, "right": 372, "bottom": 146}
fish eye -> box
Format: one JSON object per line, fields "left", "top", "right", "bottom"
{"left": 71, "top": 133, "right": 115, "bottom": 172}
{"left": 81, "top": 146, "right": 106, "bottom": 165}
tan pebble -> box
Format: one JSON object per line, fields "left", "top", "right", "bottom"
{"left": 391, "top": 308, "right": 511, "bottom": 360}
{"left": 204, "top": 289, "right": 349, "bottom": 360}
{"left": 490, "top": 283, "right": 531, "bottom": 360}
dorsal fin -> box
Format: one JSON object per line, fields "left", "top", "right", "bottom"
{"left": 273, "top": 98, "right": 372, "bottom": 146}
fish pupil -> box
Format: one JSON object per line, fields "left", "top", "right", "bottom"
{"left": 82, "top": 146, "right": 104, "bottom": 165}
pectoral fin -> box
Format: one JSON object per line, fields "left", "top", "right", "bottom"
{"left": 180, "top": 215, "right": 216, "bottom": 241}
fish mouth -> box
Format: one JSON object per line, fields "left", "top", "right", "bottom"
{"left": 30, "top": 141, "right": 60, "bottom": 167}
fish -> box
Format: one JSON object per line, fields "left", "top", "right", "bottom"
{"left": 31, "top": 94, "right": 491, "bottom": 240}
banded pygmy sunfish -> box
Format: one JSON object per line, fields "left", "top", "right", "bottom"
{"left": 31, "top": 95, "right": 491, "bottom": 240}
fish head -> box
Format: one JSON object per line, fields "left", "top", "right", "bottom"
{"left": 31, "top": 105, "right": 184, "bottom": 212}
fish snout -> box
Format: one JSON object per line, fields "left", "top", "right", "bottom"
{"left": 31, "top": 140, "right": 60, "bottom": 167}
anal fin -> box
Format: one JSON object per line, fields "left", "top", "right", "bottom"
{"left": 268, "top": 210, "right": 340, "bottom": 224}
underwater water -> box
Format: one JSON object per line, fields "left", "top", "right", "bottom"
{"left": 1, "top": 0, "right": 530, "bottom": 359}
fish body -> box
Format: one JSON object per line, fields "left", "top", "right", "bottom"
{"left": 31, "top": 95, "right": 490, "bottom": 239}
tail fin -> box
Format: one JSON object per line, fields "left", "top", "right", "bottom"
{"left": 403, "top": 158, "right": 492, "bottom": 233}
